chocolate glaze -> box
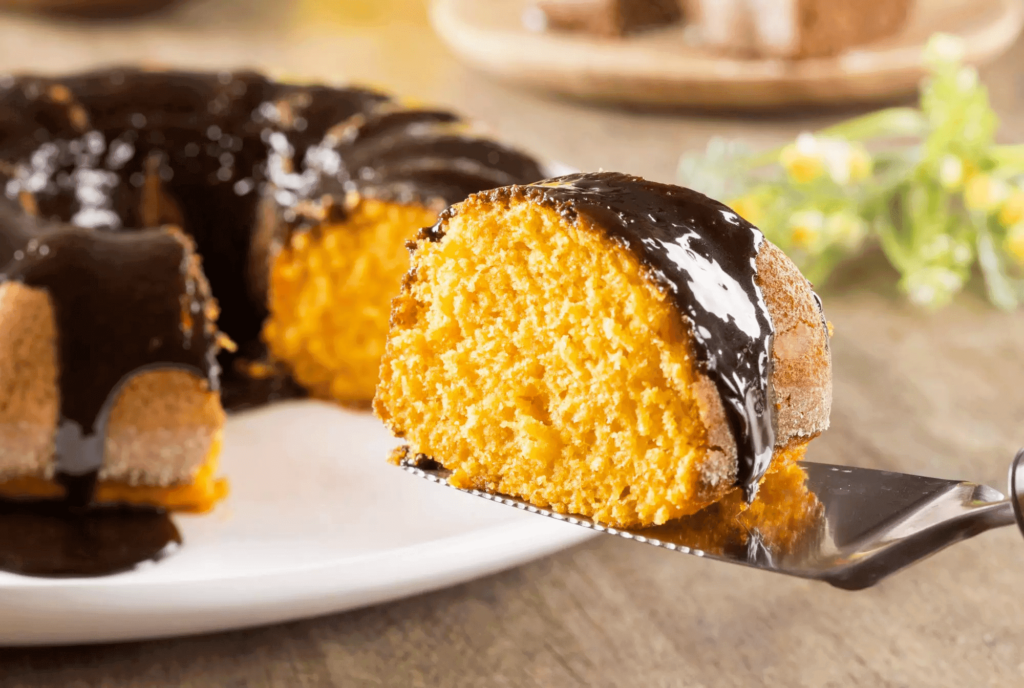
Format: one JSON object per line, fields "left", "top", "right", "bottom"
{"left": 422, "top": 172, "right": 778, "bottom": 500}
{"left": 0, "top": 68, "right": 544, "bottom": 576}
{"left": 0, "top": 200, "right": 218, "bottom": 505}
{"left": 0, "top": 498, "right": 180, "bottom": 578}
{"left": 268, "top": 105, "right": 545, "bottom": 237}
{"left": 1, "top": 69, "right": 545, "bottom": 351}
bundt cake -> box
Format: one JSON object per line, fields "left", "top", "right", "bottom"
{"left": 0, "top": 67, "right": 544, "bottom": 516}
{"left": 375, "top": 172, "right": 832, "bottom": 528}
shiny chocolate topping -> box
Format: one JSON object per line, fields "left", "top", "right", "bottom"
{"left": 266, "top": 102, "right": 545, "bottom": 235}
{"left": 0, "top": 201, "right": 219, "bottom": 505}
{"left": 1, "top": 68, "right": 545, "bottom": 348}
{"left": 426, "top": 172, "right": 777, "bottom": 499}
{"left": 0, "top": 68, "right": 544, "bottom": 575}
{"left": 0, "top": 499, "right": 180, "bottom": 578}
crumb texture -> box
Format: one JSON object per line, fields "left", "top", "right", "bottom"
{"left": 264, "top": 199, "right": 440, "bottom": 405}
{"left": 101, "top": 369, "right": 225, "bottom": 488}
{"left": 0, "top": 283, "right": 58, "bottom": 482}
{"left": 378, "top": 196, "right": 805, "bottom": 526}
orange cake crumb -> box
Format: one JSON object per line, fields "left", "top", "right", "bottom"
{"left": 263, "top": 198, "right": 440, "bottom": 405}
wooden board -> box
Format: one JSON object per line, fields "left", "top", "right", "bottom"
{"left": 431, "top": 0, "right": 1024, "bottom": 107}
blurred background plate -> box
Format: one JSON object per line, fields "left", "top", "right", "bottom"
{"left": 431, "top": 0, "right": 1024, "bottom": 108}
{"left": 0, "top": 402, "right": 594, "bottom": 646}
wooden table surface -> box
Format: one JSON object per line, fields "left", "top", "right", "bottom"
{"left": 2, "top": 1, "right": 1024, "bottom": 685}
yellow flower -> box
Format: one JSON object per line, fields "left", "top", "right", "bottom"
{"left": 780, "top": 134, "right": 823, "bottom": 184}
{"left": 785, "top": 155, "right": 823, "bottom": 184}
{"left": 998, "top": 189, "right": 1024, "bottom": 227}
{"left": 964, "top": 174, "right": 1009, "bottom": 212}
{"left": 789, "top": 210, "right": 825, "bottom": 251}
{"left": 1006, "top": 224, "right": 1024, "bottom": 265}
{"left": 728, "top": 195, "right": 763, "bottom": 226}
{"left": 780, "top": 133, "right": 871, "bottom": 186}
{"left": 961, "top": 159, "right": 980, "bottom": 184}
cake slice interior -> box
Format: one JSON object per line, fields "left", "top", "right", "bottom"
{"left": 376, "top": 174, "right": 832, "bottom": 528}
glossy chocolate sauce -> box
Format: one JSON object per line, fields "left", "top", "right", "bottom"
{"left": 0, "top": 202, "right": 214, "bottom": 577}
{"left": 0, "top": 498, "right": 180, "bottom": 578}
{"left": 0, "top": 202, "right": 218, "bottom": 497}
{"left": 0, "top": 68, "right": 546, "bottom": 577}
{"left": 425, "top": 172, "right": 777, "bottom": 500}
{"left": 266, "top": 104, "right": 545, "bottom": 240}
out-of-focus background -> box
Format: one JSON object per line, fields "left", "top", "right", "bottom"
{"left": 3, "top": 0, "right": 1024, "bottom": 685}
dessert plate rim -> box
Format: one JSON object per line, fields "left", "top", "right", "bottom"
{"left": 0, "top": 159, "right": 584, "bottom": 645}
{"left": 0, "top": 400, "right": 595, "bottom": 647}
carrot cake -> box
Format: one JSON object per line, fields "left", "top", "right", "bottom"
{"left": 375, "top": 172, "right": 832, "bottom": 527}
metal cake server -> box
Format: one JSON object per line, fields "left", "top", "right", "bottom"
{"left": 400, "top": 449, "right": 1024, "bottom": 590}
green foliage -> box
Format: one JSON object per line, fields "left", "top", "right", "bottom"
{"left": 678, "top": 34, "right": 1024, "bottom": 309}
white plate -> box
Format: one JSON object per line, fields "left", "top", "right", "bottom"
{"left": 0, "top": 402, "right": 594, "bottom": 646}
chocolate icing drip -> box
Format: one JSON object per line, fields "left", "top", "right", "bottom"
{"left": 0, "top": 202, "right": 218, "bottom": 503}
{"left": 0, "top": 67, "right": 544, "bottom": 454}
{"left": 426, "top": 172, "right": 778, "bottom": 499}
{"left": 0, "top": 68, "right": 545, "bottom": 575}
